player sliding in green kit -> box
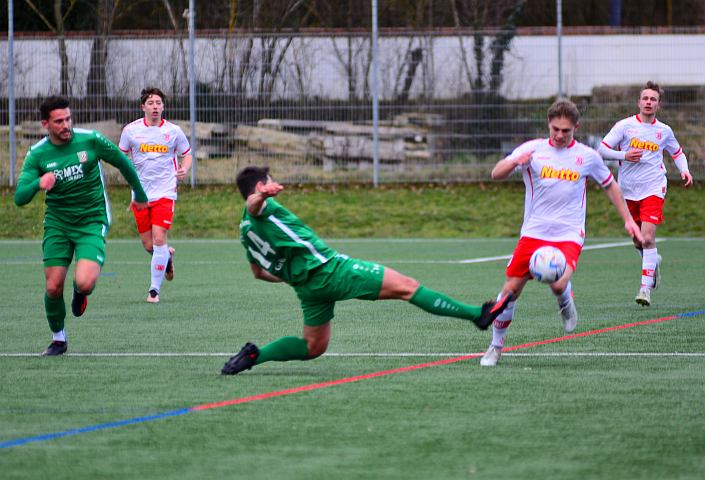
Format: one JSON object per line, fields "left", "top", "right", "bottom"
{"left": 221, "top": 166, "right": 512, "bottom": 375}
{"left": 14, "top": 96, "right": 149, "bottom": 356}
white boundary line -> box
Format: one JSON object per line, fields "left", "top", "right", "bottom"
{"left": 1, "top": 352, "right": 704, "bottom": 357}
{"left": 0, "top": 239, "right": 658, "bottom": 266}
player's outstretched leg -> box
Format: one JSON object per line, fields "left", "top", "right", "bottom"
{"left": 408, "top": 285, "right": 510, "bottom": 328}
{"left": 221, "top": 336, "right": 311, "bottom": 375}
{"left": 221, "top": 342, "right": 260, "bottom": 375}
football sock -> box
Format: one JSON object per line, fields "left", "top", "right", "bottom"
{"left": 52, "top": 329, "right": 66, "bottom": 342}
{"left": 490, "top": 297, "right": 516, "bottom": 348}
{"left": 556, "top": 281, "right": 573, "bottom": 308}
{"left": 409, "top": 285, "right": 482, "bottom": 320}
{"left": 44, "top": 292, "right": 66, "bottom": 333}
{"left": 255, "top": 336, "right": 309, "bottom": 364}
{"left": 150, "top": 244, "right": 170, "bottom": 292}
{"left": 641, "top": 248, "right": 658, "bottom": 290}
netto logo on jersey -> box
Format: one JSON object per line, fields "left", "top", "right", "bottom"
{"left": 540, "top": 166, "right": 580, "bottom": 182}
{"left": 139, "top": 143, "right": 168, "bottom": 153}
{"left": 629, "top": 138, "right": 659, "bottom": 152}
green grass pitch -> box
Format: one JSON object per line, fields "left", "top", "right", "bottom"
{"left": 1, "top": 238, "right": 704, "bottom": 479}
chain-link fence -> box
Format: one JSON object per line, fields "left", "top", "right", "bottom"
{"left": 2, "top": 27, "right": 705, "bottom": 185}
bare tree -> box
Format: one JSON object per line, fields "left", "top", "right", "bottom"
{"left": 449, "top": 0, "right": 526, "bottom": 93}
{"left": 161, "top": 0, "right": 190, "bottom": 94}
{"left": 23, "top": 0, "right": 77, "bottom": 96}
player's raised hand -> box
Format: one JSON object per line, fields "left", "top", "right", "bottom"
{"left": 681, "top": 171, "right": 693, "bottom": 188}
{"left": 624, "top": 149, "right": 643, "bottom": 162}
{"left": 258, "top": 181, "right": 284, "bottom": 197}
{"left": 39, "top": 172, "right": 56, "bottom": 191}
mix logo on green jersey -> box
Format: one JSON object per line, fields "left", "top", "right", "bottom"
{"left": 54, "top": 164, "right": 84, "bottom": 183}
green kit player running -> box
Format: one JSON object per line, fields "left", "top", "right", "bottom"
{"left": 221, "top": 166, "right": 512, "bottom": 375}
{"left": 14, "top": 96, "right": 149, "bottom": 356}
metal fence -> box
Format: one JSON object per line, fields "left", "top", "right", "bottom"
{"left": 2, "top": 27, "right": 705, "bottom": 185}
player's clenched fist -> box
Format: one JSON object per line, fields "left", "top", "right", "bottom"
{"left": 39, "top": 172, "right": 56, "bottom": 191}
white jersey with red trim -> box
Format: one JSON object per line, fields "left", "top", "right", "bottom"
{"left": 601, "top": 115, "right": 682, "bottom": 200}
{"left": 510, "top": 138, "right": 614, "bottom": 245}
{"left": 119, "top": 118, "right": 191, "bottom": 201}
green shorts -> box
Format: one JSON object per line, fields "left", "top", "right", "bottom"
{"left": 294, "top": 254, "right": 385, "bottom": 326}
{"left": 43, "top": 222, "right": 109, "bottom": 267}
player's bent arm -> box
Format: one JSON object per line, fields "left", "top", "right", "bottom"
{"left": 13, "top": 157, "right": 43, "bottom": 206}
{"left": 250, "top": 263, "right": 283, "bottom": 283}
{"left": 672, "top": 152, "right": 693, "bottom": 187}
{"left": 491, "top": 157, "right": 519, "bottom": 180}
{"left": 95, "top": 133, "right": 149, "bottom": 203}
{"left": 492, "top": 151, "right": 531, "bottom": 180}
{"left": 597, "top": 143, "right": 627, "bottom": 161}
{"left": 246, "top": 182, "right": 284, "bottom": 216}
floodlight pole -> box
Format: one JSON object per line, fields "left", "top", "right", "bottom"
{"left": 371, "top": 0, "right": 380, "bottom": 187}
{"left": 8, "top": 0, "right": 16, "bottom": 186}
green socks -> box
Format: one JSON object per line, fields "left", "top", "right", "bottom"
{"left": 409, "top": 285, "right": 482, "bottom": 321}
{"left": 255, "top": 336, "right": 310, "bottom": 365}
{"left": 44, "top": 292, "right": 66, "bottom": 333}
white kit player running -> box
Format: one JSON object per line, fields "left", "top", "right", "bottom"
{"left": 480, "top": 99, "right": 643, "bottom": 367}
{"left": 119, "top": 87, "right": 192, "bottom": 303}
{"left": 598, "top": 81, "right": 693, "bottom": 307}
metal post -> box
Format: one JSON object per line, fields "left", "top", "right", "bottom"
{"left": 371, "top": 0, "right": 380, "bottom": 187}
{"left": 187, "top": 0, "right": 197, "bottom": 187}
{"left": 8, "top": 0, "right": 16, "bottom": 186}
{"left": 556, "top": 0, "right": 563, "bottom": 97}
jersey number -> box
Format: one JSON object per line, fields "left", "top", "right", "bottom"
{"left": 247, "top": 231, "right": 275, "bottom": 268}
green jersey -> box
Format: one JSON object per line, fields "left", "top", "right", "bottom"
{"left": 239, "top": 198, "right": 337, "bottom": 286}
{"left": 14, "top": 128, "right": 148, "bottom": 227}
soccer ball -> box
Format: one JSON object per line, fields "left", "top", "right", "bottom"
{"left": 529, "top": 246, "right": 566, "bottom": 284}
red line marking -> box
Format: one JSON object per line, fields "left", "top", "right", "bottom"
{"left": 191, "top": 313, "right": 683, "bottom": 412}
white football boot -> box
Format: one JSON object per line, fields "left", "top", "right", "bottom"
{"left": 635, "top": 287, "right": 651, "bottom": 307}
{"left": 480, "top": 345, "right": 502, "bottom": 367}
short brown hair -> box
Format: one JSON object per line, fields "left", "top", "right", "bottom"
{"left": 641, "top": 81, "right": 663, "bottom": 101}
{"left": 140, "top": 87, "right": 166, "bottom": 105}
{"left": 547, "top": 98, "right": 580, "bottom": 125}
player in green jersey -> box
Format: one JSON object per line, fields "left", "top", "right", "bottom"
{"left": 14, "top": 96, "right": 149, "bottom": 356}
{"left": 221, "top": 166, "right": 512, "bottom": 375}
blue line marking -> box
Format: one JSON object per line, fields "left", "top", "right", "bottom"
{"left": 0, "top": 408, "right": 190, "bottom": 449}
{"left": 679, "top": 310, "right": 705, "bottom": 318}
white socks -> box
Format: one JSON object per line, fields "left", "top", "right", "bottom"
{"left": 490, "top": 294, "right": 516, "bottom": 349}
{"left": 641, "top": 248, "right": 658, "bottom": 290}
{"left": 556, "top": 281, "right": 573, "bottom": 308}
{"left": 150, "top": 244, "right": 170, "bottom": 293}
{"left": 52, "top": 329, "right": 66, "bottom": 342}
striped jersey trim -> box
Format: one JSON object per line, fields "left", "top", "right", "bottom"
{"left": 268, "top": 215, "right": 328, "bottom": 263}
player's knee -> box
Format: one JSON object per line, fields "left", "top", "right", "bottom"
{"left": 45, "top": 284, "right": 63, "bottom": 298}
{"left": 307, "top": 339, "right": 329, "bottom": 359}
{"left": 74, "top": 278, "right": 95, "bottom": 294}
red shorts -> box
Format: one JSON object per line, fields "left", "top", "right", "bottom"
{"left": 132, "top": 198, "right": 175, "bottom": 234}
{"left": 627, "top": 196, "right": 664, "bottom": 225}
{"left": 506, "top": 237, "right": 582, "bottom": 279}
